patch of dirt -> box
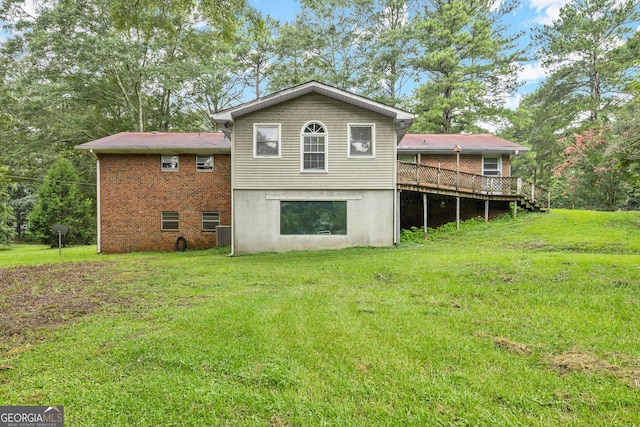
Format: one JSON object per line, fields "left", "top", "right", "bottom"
{"left": 547, "top": 349, "right": 640, "bottom": 389}
{"left": 494, "top": 337, "right": 532, "bottom": 355}
{"left": 0, "top": 262, "right": 122, "bottom": 351}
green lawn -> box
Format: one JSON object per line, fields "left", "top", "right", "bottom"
{"left": 1, "top": 209, "right": 639, "bottom": 426}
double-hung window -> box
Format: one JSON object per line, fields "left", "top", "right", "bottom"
{"left": 196, "top": 155, "right": 214, "bottom": 171}
{"left": 301, "top": 122, "right": 327, "bottom": 172}
{"left": 161, "top": 212, "right": 179, "bottom": 230}
{"left": 254, "top": 124, "right": 280, "bottom": 157}
{"left": 348, "top": 124, "right": 374, "bottom": 158}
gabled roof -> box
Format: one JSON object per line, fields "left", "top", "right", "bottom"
{"left": 211, "top": 81, "right": 415, "bottom": 140}
{"left": 398, "top": 134, "right": 529, "bottom": 155}
{"left": 75, "top": 132, "right": 230, "bottom": 154}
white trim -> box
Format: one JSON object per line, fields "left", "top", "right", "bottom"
{"left": 266, "top": 195, "right": 362, "bottom": 201}
{"left": 300, "top": 121, "right": 328, "bottom": 173}
{"left": 253, "top": 123, "right": 281, "bottom": 158}
{"left": 347, "top": 123, "right": 375, "bottom": 158}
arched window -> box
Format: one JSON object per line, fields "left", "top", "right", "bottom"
{"left": 301, "top": 122, "right": 327, "bottom": 171}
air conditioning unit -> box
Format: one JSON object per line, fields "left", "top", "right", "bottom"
{"left": 216, "top": 226, "right": 232, "bottom": 247}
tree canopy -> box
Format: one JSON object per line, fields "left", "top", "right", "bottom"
{"left": 0, "top": 0, "right": 638, "bottom": 228}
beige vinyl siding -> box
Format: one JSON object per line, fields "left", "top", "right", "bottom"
{"left": 233, "top": 93, "right": 397, "bottom": 190}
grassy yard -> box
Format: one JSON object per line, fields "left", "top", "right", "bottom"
{"left": 0, "top": 209, "right": 639, "bottom": 426}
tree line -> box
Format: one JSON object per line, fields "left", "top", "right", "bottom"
{"left": 0, "top": 0, "right": 638, "bottom": 245}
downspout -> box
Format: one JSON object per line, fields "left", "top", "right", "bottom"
{"left": 96, "top": 156, "right": 101, "bottom": 253}
{"left": 393, "top": 122, "right": 399, "bottom": 245}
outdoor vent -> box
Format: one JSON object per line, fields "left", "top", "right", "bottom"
{"left": 216, "top": 226, "right": 232, "bottom": 247}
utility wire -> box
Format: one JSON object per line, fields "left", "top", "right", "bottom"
{"left": 4, "top": 174, "right": 97, "bottom": 186}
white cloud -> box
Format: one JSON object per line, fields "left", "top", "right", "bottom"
{"left": 517, "top": 62, "right": 548, "bottom": 83}
{"left": 528, "top": 0, "right": 571, "bottom": 25}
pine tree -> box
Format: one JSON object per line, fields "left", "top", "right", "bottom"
{"left": 28, "top": 158, "right": 95, "bottom": 246}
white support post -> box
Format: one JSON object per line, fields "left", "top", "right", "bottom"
{"left": 484, "top": 200, "right": 489, "bottom": 222}
{"left": 513, "top": 199, "right": 518, "bottom": 218}
{"left": 516, "top": 178, "right": 522, "bottom": 195}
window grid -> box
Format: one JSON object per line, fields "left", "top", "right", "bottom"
{"left": 302, "top": 122, "right": 327, "bottom": 171}
{"left": 202, "top": 212, "right": 220, "bottom": 231}
{"left": 161, "top": 211, "right": 179, "bottom": 230}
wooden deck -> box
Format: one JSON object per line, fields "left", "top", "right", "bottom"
{"left": 397, "top": 161, "right": 549, "bottom": 211}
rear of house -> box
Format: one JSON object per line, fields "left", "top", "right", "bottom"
{"left": 212, "top": 81, "right": 414, "bottom": 254}
{"left": 76, "top": 132, "right": 231, "bottom": 253}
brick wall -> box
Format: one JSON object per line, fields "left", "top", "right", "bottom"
{"left": 418, "top": 154, "right": 511, "bottom": 176}
{"left": 98, "top": 153, "right": 231, "bottom": 253}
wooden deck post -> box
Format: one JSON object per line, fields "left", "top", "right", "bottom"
{"left": 512, "top": 199, "right": 518, "bottom": 218}
{"left": 484, "top": 200, "right": 489, "bottom": 222}
{"left": 423, "top": 193, "right": 428, "bottom": 240}
{"left": 456, "top": 196, "right": 461, "bottom": 230}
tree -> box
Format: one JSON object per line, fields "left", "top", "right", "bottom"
{"left": 532, "top": 0, "right": 639, "bottom": 125}
{"left": 552, "top": 126, "right": 625, "bottom": 209}
{"left": 28, "top": 158, "right": 95, "bottom": 246}
{"left": 271, "top": 0, "right": 372, "bottom": 91}
{"left": 0, "top": 167, "right": 16, "bottom": 246}
{"left": 411, "top": 0, "right": 524, "bottom": 134}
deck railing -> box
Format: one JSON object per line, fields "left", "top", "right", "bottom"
{"left": 397, "top": 161, "right": 550, "bottom": 208}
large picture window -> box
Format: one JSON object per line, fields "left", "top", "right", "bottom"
{"left": 254, "top": 124, "right": 280, "bottom": 157}
{"left": 348, "top": 124, "right": 374, "bottom": 158}
{"left": 280, "top": 201, "right": 347, "bottom": 235}
{"left": 301, "top": 122, "right": 327, "bottom": 171}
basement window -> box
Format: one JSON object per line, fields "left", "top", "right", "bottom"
{"left": 280, "top": 201, "right": 347, "bottom": 235}
{"left": 161, "top": 211, "right": 179, "bottom": 230}
{"left": 202, "top": 212, "right": 220, "bottom": 231}
{"left": 162, "top": 155, "right": 179, "bottom": 171}
{"left": 196, "top": 155, "right": 214, "bottom": 171}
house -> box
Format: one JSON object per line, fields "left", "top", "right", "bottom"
{"left": 210, "top": 81, "right": 415, "bottom": 254}
{"left": 77, "top": 81, "right": 539, "bottom": 254}
{"left": 76, "top": 132, "right": 231, "bottom": 253}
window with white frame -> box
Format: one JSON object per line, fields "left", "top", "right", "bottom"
{"left": 348, "top": 124, "right": 374, "bottom": 157}
{"left": 202, "top": 212, "right": 220, "bottom": 231}
{"left": 161, "top": 211, "right": 179, "bottom": 230}
{"left": 161, "top": 155, "right": 179, "bottom": 171}
{"left": 196, "top": 155, "right": 214, "bottom": 171}
{"left": 254, "top": 124, "right": 280, "bottom": 157}
{"left": 482, "top": 156, "right": 502, "bottom": 176}
{"left": 301, "top": 122, "right": 327, "bottom": 171}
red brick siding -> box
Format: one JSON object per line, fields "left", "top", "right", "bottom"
{"left": 98, "top": 153, "right": 231, "bottom": 253}
{"left": 418, "top": 154, "right": 511, "bottom": 176}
